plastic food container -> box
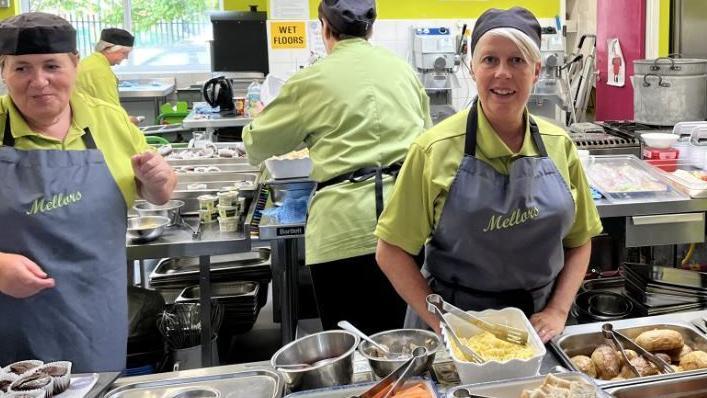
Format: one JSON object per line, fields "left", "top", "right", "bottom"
{"left": 218, "top": 217, "right": 238, "bottom": 232}
{"left": 641, "top": 132, "right": 679, "bottom": 149}
{"left": 217, "top": 191, "right": 239, "bottom": 207}
{"left": 197, "top": 194, "right": 218, "bottom": 211}
{"left": 199, "top": 209, "right": 218, "bottom": 224}
{"left": 441, "top": 307, "right": 545, "bottom": 385}
{"left": 265, "top": 158, "right": 313, "bottom": 179}
{"left": 218, "top": 205, "right": 239, "bottom": 219}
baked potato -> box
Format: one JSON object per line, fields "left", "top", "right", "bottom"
{"left": 570, "top": 355, "right": 597, "bottom": 378}
{"left": 592, "top": 344, "right": 621, "bottom": 379}
{"left": 616, "top": 349, "right": 638, "bottom": 365}
{"left": 680, "top": 350, "right": 707, "bottom": 371}
{"left": 654, "top": 352, "right": 672, "bottom": 365}
{"left": 619, "top": 356, "right": 659, "bottom": 379}
{"left": 635, "top": 329, "right": 684, "bottom": 351}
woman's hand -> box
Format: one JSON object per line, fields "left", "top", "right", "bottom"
{"left": 530, "top": 306, "right": 568, "bottom": 343}
{"left": 132, "top": 151, "right": 176, "bottom": 204}
{"left": 0, "top": 253, "right": 55, "bottom": 298}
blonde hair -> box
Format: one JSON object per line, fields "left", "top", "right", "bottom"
{"left": 472, "top": 27, "right": 541, "bottom": 65}
{"left": 95, "top": 40, "right": 132, "bottom": 53}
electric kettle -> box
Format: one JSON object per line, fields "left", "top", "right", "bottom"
{"left": 202, "top": 76, "right": 234, "bottom": 112}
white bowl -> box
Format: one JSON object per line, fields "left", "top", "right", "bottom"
{"left": 641, "top": 132, "right": 679, "bottom": 149}
{"left": 441, "top": 307, "right": 545, "bottom": 385}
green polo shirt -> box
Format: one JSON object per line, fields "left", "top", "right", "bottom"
{"left": 243, "top": 38, "right": 432, "bottom": 264}
{"left": 375, "top": 103, "right": 603, "bottom": 255}
{"left": 76, "top": 52, "right": 121, "bottom": 107}
{"left": 0, "top": 92, "right": 150, "bottom": 206}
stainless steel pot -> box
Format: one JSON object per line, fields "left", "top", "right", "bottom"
{"left": 134, "top": 200, "right": 184, "bottom": 226}
{"left": 634, "top": 56, "right": 707, "bottom": 76}
{"left": 632, "top": 73, "right": 707, "bottom": 126}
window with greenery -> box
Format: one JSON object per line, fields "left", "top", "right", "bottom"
{"left": 24, "top": 0, "right": 221, "bottom": 72}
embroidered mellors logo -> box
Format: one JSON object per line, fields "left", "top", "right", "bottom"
{"left": 26, "top": 192, "right": 83, "bottom": 215}
{"left": 483, "top": 207, "right": 540, "bottom": 232}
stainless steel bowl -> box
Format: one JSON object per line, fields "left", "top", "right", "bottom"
{"left": 358, "top": 329, "right": 440, "bottom": 378}
{"left": 127, "top": 216, "right": 170, "bottom": 242}
{"left": 271, "top": 330, "right": 359, "bottom": 391}
{"left": 134, "top": 200, "right": 184, "bottom": 225}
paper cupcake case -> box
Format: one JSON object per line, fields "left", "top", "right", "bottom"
{"left": 32, "top": 362, "right": 71, "bottom": 395}
{"left": 0, "top": 372, "right": 19, "bottom": 395}
{"left": 4, "top": 390, "right": 46, "bottom": 398}
{"left": 9, "top": 373, "right": 53, "bottom": 398}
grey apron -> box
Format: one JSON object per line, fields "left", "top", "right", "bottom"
{"left": 0, "top": 117, "right": 128, "bottom": 372}
{"left": 405, "top": 102, "right": 575, "bottom": 328}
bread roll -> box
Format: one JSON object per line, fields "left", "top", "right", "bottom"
{"left": 592, "top": 344, "right": 621, "bottom": 380}
{"left": 570, "top": 355, "right": 597, "bottom": 378}
{"left": 635, "top": 329, "right": 684, "bottom": 351}
{"left": 680, "top": 350, "right": 707, "bottom": 371}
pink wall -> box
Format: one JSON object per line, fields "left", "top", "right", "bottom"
{"left": 596, "top": 0, "right": 646, "bottom": 121}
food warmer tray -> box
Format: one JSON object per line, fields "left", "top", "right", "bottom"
{"left": 104, "top": 369, "right": 283, "bottom": 398}
{"left": 446, "top": 372, "right": 610, "bottom": 398}
{"left": 584, "top": 154, "right": 687, "bottom": 203}
{"left": 605, "top": 371, "right": 707, "bottom": 397}
{"left": 282, "top": 378, "right": 438, "bottom": 398}
{"left": 551, "top": 318, "right": 707, "bottom": 388}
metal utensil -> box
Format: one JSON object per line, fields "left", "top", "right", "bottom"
{"left": 427, "top": 294, "right": 528, "bottom": 345}
{"left": 354, "top": 346, "right": 428, "bottom": 398}
{"left": 275, "top": 357, "right": 341, "bottom": 371}
{"left": 426, "top": 295, "right": 483, "bottom": 364}
{"left": 338, "top": 320, "right": 391, "bottom": 355}
{"left": 601, "top": 323, "right": 674, "bottom": 376}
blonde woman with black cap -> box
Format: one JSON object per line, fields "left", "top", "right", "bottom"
{"left": 375, "top": 7, "right": 602, "bottom": 342}
{"left": 0, "top": 13, "right": 175, "bottom": 371}
{"left": 244, "top": 0, "right": 431, "bottom": 335}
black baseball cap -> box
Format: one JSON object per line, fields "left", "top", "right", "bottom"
{"left": 100, "top": 28, "right": 135, "bottom": 47}
{"left": 318, "top": 0, "right": 376, "bottom": 37}
{"left": 0, "top": 12, "right": 76, "bottom": 55}
{"left": 470, "top": 7, "right": 541, "bottom": 54}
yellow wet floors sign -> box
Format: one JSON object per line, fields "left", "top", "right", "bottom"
{"left": 271, "top": 22, "right": 307, "bottom": 49}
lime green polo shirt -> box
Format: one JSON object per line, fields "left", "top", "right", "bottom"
{"left": 76, "top": 52, "right": 121, "bottom": 107}
{"left": 243, "top": 38, "right": 432, "bottom": 265}
{"left": 375, "top": 103, "right": 603, "bottom": 256}
{"left": 0, "top": 92, "right": 150, "bottom": 206}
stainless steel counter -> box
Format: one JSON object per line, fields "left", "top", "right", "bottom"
{"left": 119, "top": 79, "right": 176, "bottom": 98}
{"left": 596, "top": 197, "right": 707, "bottom": 218}
{"left": 182, "top": 102, "right": 252, "bottom": 129}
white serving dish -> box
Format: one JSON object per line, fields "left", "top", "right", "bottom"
{"left": 642, "top": 132, "right": 679, "bottom": 148}
{"left": 441, "top": 307, "right": 545, "bottom": 385}
{"left": 264, "top": 157, "right": 313, "bottom": 179}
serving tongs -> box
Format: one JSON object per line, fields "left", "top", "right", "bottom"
{"left": 353, "top": 346, "right": 428, "bottom": 398}
{"left": 427, "top": 294, "right": 528, "bottom": 346}
{"left": 426, "top": 295, "right": 484, "bottom": 364}
{"left": 601, "top": 323, "right": 674, "bottom": 377}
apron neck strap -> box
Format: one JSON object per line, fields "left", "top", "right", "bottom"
{"left": 2, "top": 114, "right": 96, "bottom": 149}
{"left": 464, "top": 100, "right": 548, "bottom": 157}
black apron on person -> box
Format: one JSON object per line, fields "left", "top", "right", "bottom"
{"left": 404, "top": 102, "right": 575, "bottom": 327}
{"left": 0, "top": 117, "right": 128, "bottom": 372}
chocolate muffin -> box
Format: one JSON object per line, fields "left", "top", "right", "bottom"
{"left": 8, "top": 362, "right": 41, "bottom": 376}
{"left": 38, "top": 366, "right": 66, "bottom": 378}
{"left": 0, "top": 379, "right": 13, "bottom": 392}
{"left": 11, "top": 373, "right": 51, "bottom": 391}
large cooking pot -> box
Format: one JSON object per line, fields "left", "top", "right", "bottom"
{"left": 632, "top": 73, "right": 707, "bottom": 126}
{"left": 634, "top": 56, "right": 707, "bottom": 76}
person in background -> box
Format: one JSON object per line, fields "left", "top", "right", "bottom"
{"left": 0, "top": 12, "right": 176, "bottom": 372}
{"left": 375, "top": 7, "right": 602, "bottom": 343}
{"left": 76, "top": 28, "right": 141, "bottom": 124}
{"left": 243, "top": 0, "right": 432, "bottom": 335}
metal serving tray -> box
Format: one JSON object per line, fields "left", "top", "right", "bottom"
{"left": 172, "top": 173, "right": 259, "bottom": 213}
{"left": 176, "top": 281, "right": 259, "bottom": 302}
{"left": 581, "top": 277, "right": 625, "bottom": 293}
{"left": 104, "top": 369, "right": 283, "bottom": 398}
{"left": 446, "top": 372, "right": 610, "bottom": 398}
{"left": 283, "top": 378, "right": 438, "bottom": 398}
{"left": 551, "top": 319, "right": 707, "bottom": 388}
{"left": 606, "top": 372, "right": 707, "bottom": 397}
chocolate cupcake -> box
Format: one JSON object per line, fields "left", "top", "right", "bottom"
{"left": 0, "top": 373, "right": 18, "bottom": 393}
{"left": 3, "top": 362, "right": 42, "bottom": 377}
{"left": 34, "top": 362, "right": 71, "bottom": 395}
{"left": 9, "top": 373, "right": 53, "bottom": 398}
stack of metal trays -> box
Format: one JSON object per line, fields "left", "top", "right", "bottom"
{"left": 150, "top": 248, "right": 271, "bottom": 308}
{"left": 176, "top": 281, "right": 261, "bottom": 334}
{"left": 105, "top": 368, "right": 283, "bottom": 398}
{"left": 624, "top": 262, "right": 707, "bottom": 315}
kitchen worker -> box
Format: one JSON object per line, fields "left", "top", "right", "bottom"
{"left": 76, "top": 28, "right": 141, "bottom": 123}
{"left": 0, "top": 13, "right": 176, "bottom": 371}
{"left": 375, "top": 7, "right": 602, "bottom": 343}
{"left": 243, "top": 0, "right": 431, "bottom": 334}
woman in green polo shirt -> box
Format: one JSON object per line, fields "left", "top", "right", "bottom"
{"left": 0, "top": 13, "right": 175, "bottom": 372}
{"left": 375, "top": 7, "right": 602, "bottom": 343}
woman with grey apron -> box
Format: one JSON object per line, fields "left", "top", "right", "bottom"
{"left": 0, "top": 13, "right": 175, "bottom": 372}
{"left": 375, "top": 7, "right": 602, "bottom": 343}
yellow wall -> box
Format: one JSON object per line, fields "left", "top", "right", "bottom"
{"left": 0, "top": 0, "right": 19, "bottom": 20}
{"left": 223, "top": 0, "right": 561, "bottom": 19}
{"left": 659, "top": 0, "right": 670, "bottom": 56}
